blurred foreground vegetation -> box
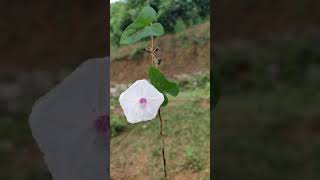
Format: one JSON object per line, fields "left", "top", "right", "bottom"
{"left": 214, "top": 36, "right": 320, "bottom": 179}
{"left": 0, "top": 71, "right": 63, "bottom": 179}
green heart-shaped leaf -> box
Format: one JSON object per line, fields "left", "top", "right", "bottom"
{"left": 161, "top": 93, "right": 168, "bottom": 107}
{"left": 149, "top": 67, "right": 179, "bottom": 97}
{"left": 120, "top": 23, "right": 164, "bottom": 45}
{"left": 120, "top": 6, "right": 164, "bottom": 45}
{"left": 135, "top": 6, "right": 157, "bottom": 27}
{"left": 164, "top": 80, "right": 179, "bottom": 96}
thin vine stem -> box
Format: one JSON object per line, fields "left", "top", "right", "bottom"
{"left": 150, "top": 34, "right": 167, "bottom": 179}
{"left": 147, "top": 0, "right": 167, "bottom": 178}
{"left": 158, "top": 109, "right": 167, "bottom": 179}
{"left": 150, "top": 30, "right": 167, "bottom": 179}
{"left": 151, "top": 36, "right": 155, "bottom": 66}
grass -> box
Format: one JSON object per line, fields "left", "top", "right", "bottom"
{"left": 110, "top": 74, "right": 210, "bottom": 179}
{"left": 111, "top": 116, "right": 127, "bottom": 137}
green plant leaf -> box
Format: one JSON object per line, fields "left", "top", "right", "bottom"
{"left": 120, "top": 6, "right": 164, "bottom": 45}
{"left": 161, "top": 93, "right": 168, "bottom": 107}
{"left": 164, "top": 80, "right": 179, "bottom": 96}
{"left": 149, "top": 67, "right": 179, "bottom": 97}
{"left": 135, "top": 6, "right": 157, "bottom": 26}
{"left": 120, "top": 23, "right": 164, "bottom": 45}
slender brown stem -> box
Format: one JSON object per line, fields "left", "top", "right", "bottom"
{"left": 151, "top": 36, "right": 155, "bottom": 66}
{"left": 152, "top": 34, "right": 166, "bottom": 179}
{"left": 158, "top": 109, "right": 167, "bottom": 178}
{"left": 147, "top": 1, "right": 166, "bottom": 178}
{"left": 151, "top": 36, "right": 154, "bottom": 49}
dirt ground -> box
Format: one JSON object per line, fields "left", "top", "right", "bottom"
{"left": 110, "top": 23, "right": 210, "bottom": 85}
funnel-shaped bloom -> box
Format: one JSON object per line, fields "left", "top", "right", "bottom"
{"left": 119, "top": 79, "right": 164, "bottom": 123}
{"left": 29, "top": 58, "right": 109, "bottom": 180}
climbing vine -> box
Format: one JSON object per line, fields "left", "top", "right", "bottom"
{"left": 118, "top": 2, "right": 179, "bottom": 179}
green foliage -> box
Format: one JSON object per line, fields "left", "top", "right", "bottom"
{"left": 111, "top": 116, "right": 126, "bottom": 136}
{"left": 148, "top": 67, "right": 179, "bottom": 106}
{"left": 155, "top": 0, "right": 209, "bottom": 32}
{"left": 111, "top": 0, "right": 209, "bottom": 48}
{"left": 120, "top": 23, "right": 164, "bottom": 45}
{"left": 161, "top": 93, "right": 168, "bottom": 107}
{"left": 174, "top": 18, "right": 187, "bottom": 33}
{"left": 149, "top": 67, "right": 179, "bottom": 96}
{"left": 110, "top": 2, "right": 131, "bottom": 48}
{"left": 120, "top": 6, "right": 164, "bottom": 45}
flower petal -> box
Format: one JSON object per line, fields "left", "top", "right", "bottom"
{"left": 119, "top": 79, "right": 164, "bottom": 123}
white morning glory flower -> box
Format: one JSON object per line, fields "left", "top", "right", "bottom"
{"left": 29, "top": 58, "right": 109, "bottom": 180}
{"left": 119, "top": 79, "right": 164, "bottom": 124}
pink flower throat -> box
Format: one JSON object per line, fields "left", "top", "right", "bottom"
{"left": 139, "top": 97, "right": 147, "bottom": 104}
